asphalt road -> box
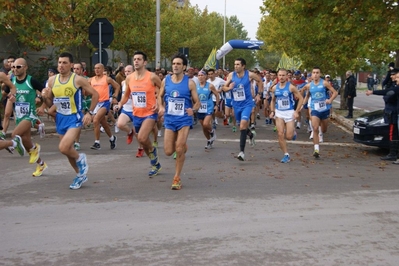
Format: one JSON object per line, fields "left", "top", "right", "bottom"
{"left": 1, "top": 120, "right": 399, "bottom": 265}
{"left": 335, "top": 90, "right": 385, "bottom": 112}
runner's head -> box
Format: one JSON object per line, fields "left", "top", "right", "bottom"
{"left": 312, "top": 67, "right": 321, "bottom": 81}
{"left": 171, "top": 53, "right": 188, "bottom": 75}
{"left": 133, "top": 51, "right": 147, "bottom": 71}
{"left": 94, "top": 63, "right": 105, "bottom": 76}
{"left": 58, "top": 52, "right": 73, "bottom": 75}
{"left": 234, "top": 58, "right": 246, "bottom": 74}
{"left": 12, "top": 58, "right": 28, "bottom": 78}
{"left": 124, "top": 65, "right": 133, "bottom": 76}
{"left": 277, "top": 68, "right": 288, "bottom": 83}
{"left": 73, "top": 63, "right": 84, "bottom": 76}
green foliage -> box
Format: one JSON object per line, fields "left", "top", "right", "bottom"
{"left": 258, "top": 0, "right": 399, "bottom": 76}
{"left": 0, "top": 0, "right": 256, "bottom": 69}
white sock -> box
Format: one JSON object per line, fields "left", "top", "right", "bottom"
{"left": 314, "top": 144, "right": 320, "bottom": 150}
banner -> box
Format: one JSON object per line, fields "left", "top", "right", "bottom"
{"left": 215, "top": 40, "right": 264, "bottom": 60}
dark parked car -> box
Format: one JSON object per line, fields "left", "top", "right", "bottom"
{"left": 353, "top": 109, "right": 389, "bottom": 149}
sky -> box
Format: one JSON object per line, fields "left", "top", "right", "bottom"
{"left": 188, "top": 0, "right": 264, "bottom": 41}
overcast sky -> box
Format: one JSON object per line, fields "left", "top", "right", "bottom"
{"left": 189, "top": 0, "right": 264, "bottom": 41}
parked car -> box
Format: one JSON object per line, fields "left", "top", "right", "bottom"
{"left": 353, "top": 109, "right": 389, "bottom": 149}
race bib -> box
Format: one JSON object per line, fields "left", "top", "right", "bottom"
{"left": 167, "top": 98, "right": 185, "bottom": 116}
{"left": 314, "top": 100, "right": 327, "bottom": 111}
{"left": 54, "top": 97, "right": 72, "bottom": 115}
{"left": 132, "top": 92, "right": 146, "bottom": 108}
{"left": 225, "top": 91, "right": 232, "bottom": 99}
{"left": 233, "top": 88, "right": 246, "bottom": 101}
{"left": 15, "top": 102, "right": 30, "bottom": 118}
{"left": 277, "top": 97, "right": 290, "bottom": 110}
{"left": 199, "top": 102, "right": 207, "bottom": 113}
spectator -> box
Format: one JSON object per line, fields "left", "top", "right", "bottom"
{"left": 367, "top": 73, "right": 375, "bottom": 91}
{"left": 344, "top": 70, "right": 357, "bottom": 118}
{"left": 382, "top": 62, "right": 395, "bottom": 90}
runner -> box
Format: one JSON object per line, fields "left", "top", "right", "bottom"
{"left": 302, "top": 67, "right": 338, "bottom": 158}
{"left": 158, "top": 53, "right": 200, "bottom": 190}
{"left": 0, "top": 71, "right": 25, "bottom": 155}
{"left": 116, "top": 51, "right": 162, "bottom": 177}
{"left": 269, "top": 69, "right": 303, "bottom": 163}
{"left": 223, "top": 58, "right": 263, "bottom": 161}
{"left": 196, "top": 70, "right": 219, "bottom": 149}
{"left": 89, "top": 63, "right": 120, "bottom": 150}
{"left": 4, "top": 58, "right": 48, "bottom": 176}
{"left": 42, "top": 52, "right": 99, "bottom": 189}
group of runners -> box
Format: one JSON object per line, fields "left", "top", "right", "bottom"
{"left": 0, "top": 51, "right": 338, "bottom": 190}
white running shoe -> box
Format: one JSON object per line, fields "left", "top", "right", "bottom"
{"left": 319, "top": 133, "right": 324, "bottom": 143}
{"left": 157, "top": 131, "right": 162, "bottom": 137}
{"left": 114, "top": 124, "right": 120, "bottom": 133}
{"left": 100, "top": 126, "right": 105, "bottom": 133}
{"left": 237, "top": 151, "right": 245, "bottom": 161}
{"left": 38, "top": 123, "right": 45, "bottom": 138}
{"left": 309, "top": 131, "right": 314, "bottom": 140}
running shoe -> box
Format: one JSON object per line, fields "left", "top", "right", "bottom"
{"left": 171, "top": 176, "right": 182, "bottom": 190}
{"left": 228, "top": 117, "right": 232, "bottom": 124}
{"left": 223, "top": 118, "right": 228, "bottom": 126}
{"left": 309, "top": 131, "right": 314, "bottom": 140}
{"left": 296, "top": 122, "right": 301, "bottom": 129}
{"left": 12, "top": 135, "right": 25, "bottom": 156}
{"left": 0, "top": 131, "right": 5, "bottom": 139}
{"left": 173, "top": 151, "right": 177, "bottom": 159}
{"left": 319, "top": 133, "right": 324, "bottom": 143}
{"left": 114, "top": 124, "right": 120, "bottom": 133}
{"left": 153, "top": 141, "right": 158, "bottom": 148}
{"left": 237, "top": 151, "right": 245, "bottom": 161}
{"left": 292, "top": 131, "right": 297, "bottom": 141}
{"left": 212, "top": 121, "right": 217, "bottom": 130}
{"left": 32, "top": 162, "right": 48, "bottom": 177}
{"left": 110, "top": 135, "right": 117, "bottom": 149}
{"left": 69, "top": 175, "right": 88, "bottom": 189}
{"left": 91, "top": 142, "right": 101, "bottom": 150}
{"left": 148, "top": 162, "right": 161, "bottom": 177}
{"left": 232, "top": 126, "right": 236, "bottom": 133}
{"left": 1, "top": 133, "right": 14, "bottom": 154}
{"left": 127, "top": 130, "right": 134, "bottom": 144}
{"left": 38, "top": 123, "right": 45, "bottom": 138}
{"left": 100, "top": 126, "right": 105, "bottom": 133}
{"left": 76, "top": 153, "right": 89, "bottom": 177}
{"left": 257, "top": 113, "right": 260, "bottom": 119}
{"left": 157, "top": 131, "right": 162, "bottom": 137}
{"left": 273, "top": 126, "right": 277, "bottom": 132}
{"left": 136, "top": 148, "right": 144, "bottom": 158}
{"left": 214, "top": 118, "right": 218, "bottom": 125}
{"left": 74, "top": 142, "right": 81, "bottom": 151}
{"left": 250, "top": 131, "right": 256, "bottom": 147}
{"left": 29, "top": 143, "right": 40, "bottom": 164}
{"left": 205, "top": 141, "right": 212, "bottom": 149}
{"left": 250, "top": 123, "right": 255, "bottom": 130}
{"left": 313, "top": 149, "right": 320, "bottom": 159}
{"left": 209, "top": 130, "right": 216, "bottom": 142}
{"left": 149, "top": 147, "right": 159, "bottom": 165}
{"left": 281, "top": 154, "right": 291, "bottom": 163}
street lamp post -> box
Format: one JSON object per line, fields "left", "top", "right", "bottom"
{"left": 223, "top": 0, "right": 226, "bottom": 70}
{"left": 156, "top": 0, "right": 161, "bottom": 69}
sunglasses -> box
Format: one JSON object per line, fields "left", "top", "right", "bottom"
{"left": 12, "top": 65, "right": 24, "bottom": 69}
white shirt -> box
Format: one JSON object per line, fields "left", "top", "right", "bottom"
{"left": 207, "top": 77, "right": 226, "bottom": 101}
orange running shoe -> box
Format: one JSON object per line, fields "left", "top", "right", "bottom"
{"left": 127, "top": 130, "right": 134, "bottom": 144}
{"left": 171, "top": 176, "right": 181, "bottom": 190}
{"left": 136, "top": 148, "right": 144, "bottom": 158}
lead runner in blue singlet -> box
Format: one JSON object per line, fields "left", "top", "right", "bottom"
{"left": 223, "top": 58, "right": 264, "bottom": 161}
{"left": 269, "top": 68, "right": 304, "bottom": 163}
{"left": 302, "top": 67, "right": 338, "bottom": 159}
{"left": 158, "top": 53, "right": 200, "bottom": 190}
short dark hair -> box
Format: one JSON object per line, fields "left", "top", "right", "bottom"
{"left": 270, "top": 70, "right": 277, "bottom": 75}
{"left": 313, "top": 66, "right": 321, "bottom": 71}
{"left": 172, "top": 53, "right": 188, "bottom": 66}
{"left": 8, "top": 55, "right": 16, "bottom": 60}
{"left": 59, "top": 52, "right": 73, "bottom": 63}
{"left": 208, "top": 68, "right": 215, "bottom": 73}
{"left": 134, "top": 51, "right": 147, "bottom": 61}
{"left": 235, "top": 58, "right": 246, "bottom": 66}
